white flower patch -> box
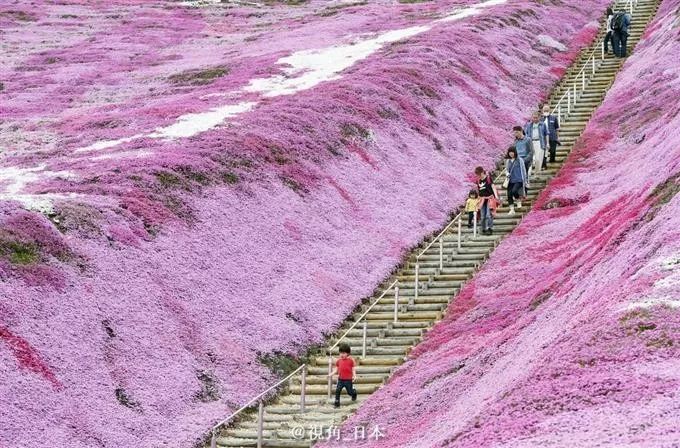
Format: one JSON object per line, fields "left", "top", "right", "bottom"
{"left": 620, "top": 253, "right": 680, "bottom": 311}
{"left": 75, "top": 0, "right": 507, "bottom": 152}
{"left": 538, "top": 34, "right": 567, "bottom": 52}
{"left": 0, "top": 165, "right": 80, "bottom": 212}
{"left": 75, "top": 135, "right": 144, "bottom": 153}
{"left": 148, "top": 102, "right": 257, "bottom": 139}
{"left": 91, "top": 150, "right": 154, "bottom": 161}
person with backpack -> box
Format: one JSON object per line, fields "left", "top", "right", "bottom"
{"left": 620, "top": 12, "right": 632, "bottom": 57}
{"left": 611, "top": 11, "right": 631, "bottom": 57}
{"left": 604, "top": 7, "right": 614, "bottom": 54}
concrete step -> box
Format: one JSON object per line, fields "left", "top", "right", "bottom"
{"left": 333, "top": 325, "right": 425, "bottom": 337}
{"left": 358, "top": 309, "right": 441, "bottom": 320}
{"left": 364, "top": 300, "right": 448, "bottom": 312}
{"left": 416, "top": 246, "right": 496, "bottom": 257}
{"left": 289, "top": 383, "right": 381, "bottom": 395}
{"left": 376, "top": 286, "right": 458, "bottom": 297}
{"left": 402, "top": 260, "right": 478, "bottom": 269}
{"left": 419, "top": 247, "right": 494, "bottom": 260}
{"left": 306, "top": 365, "right": 394, "bottom": 375}
{"left": 398, "top": 273, "right": 470, "bottom": 282}
{"left": 276, "top": 394, "right": 363, "bottom": 406}
{"left": 263, "top": 404, "right": 346, "bottom": 415}
{"left": 217, "top": 437, "right": 310, "bottom": 448}
{"left": 329, "top": 335, "right": 419, "bottom": 347}
{"left": 311, "top": 355, "right": 405, "bottom": 367}
{"left": 401, "top": 268, "right": 475, "bottom": 278}
{"left": 364, "top": 302, "right": 445, "bottom": 313}
{"left": 298, "top": 374, "right": 388, "bottom": 385}
{"left": 328, "top": 344, "right": 410, "bottom": 356}
{"left": 340, "top": 320, "right": 431, "bottom": 331}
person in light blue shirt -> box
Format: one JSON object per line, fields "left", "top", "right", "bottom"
{"left": 513, "top": 126, "right": 533, "bottom": 176}
{"left": 524, "top": 112, "right": 549, "bottom": 172}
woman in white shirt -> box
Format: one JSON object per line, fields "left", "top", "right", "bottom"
{"left": 604, "top": 7, "right": 614, "bottom": 54}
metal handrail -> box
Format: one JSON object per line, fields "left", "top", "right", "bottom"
{"left": 417, "top": 212, "right": 463, "bottom": 258}
{"left": 207, "top": 0, "right": 642, "bottom": 444}
{"left": 551, "top": 0, "right": 636, "bottom": 119}
{"left": 329, "top": 279, "right": 399, "bottom": 351}
{"left": 209, "top": 363, "right": 306, "bottom": 446}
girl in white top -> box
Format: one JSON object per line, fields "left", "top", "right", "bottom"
{"left": 604, "top": 7, "right": 614, "bottom": 54}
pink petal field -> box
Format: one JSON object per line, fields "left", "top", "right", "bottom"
{"left": 3, "top": 1, "right": 675, "bottom": 447}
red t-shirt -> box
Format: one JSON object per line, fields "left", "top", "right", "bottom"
{"left": 336, "top": 357, "right": 354, "bottom": 380}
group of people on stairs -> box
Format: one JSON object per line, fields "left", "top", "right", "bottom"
{"left": 467, "top": 104, "right": 561, "bottom": 235}
{"left": 465, "top": 8, "right": 633, "bottom": 236}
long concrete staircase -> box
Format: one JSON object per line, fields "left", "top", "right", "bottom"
{"left": 210, "top": 0, "right": 660, "bottom": 446}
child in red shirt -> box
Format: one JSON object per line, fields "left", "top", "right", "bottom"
{"left": 330, "top": 343, "right": 357, "bottom": 408}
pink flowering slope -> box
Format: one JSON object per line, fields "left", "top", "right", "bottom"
{"left": 318, "top": 2, "right": 680, "bottom": 447}
{"left": 0, "top": 1, "right": 612, "bottom": 447}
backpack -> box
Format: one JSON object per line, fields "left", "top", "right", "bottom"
{"left": 611, "top": 12, "right": 625, "bottom": 31}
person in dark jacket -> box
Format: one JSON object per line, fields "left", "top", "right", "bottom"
{"left": 504, "top": 146, "right": 527, "bottom": 215}
{"left": 542, "top": 104, "right": 560, "bottom": 165}
{"left": 612, "top": 11, "right": 632, "bottom": 57}
{"left": 620, "top": 12, "right": 632, "bottom": 57}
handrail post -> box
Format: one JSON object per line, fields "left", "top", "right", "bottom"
{"left": 567, "top": 91, "right": 571, "bottom": 114}
{"left": 439, "top": 238, "right": 443, "bottom": 270}
{"left": 457, "top": 216, "right": 462, "bottom": 251}
{"left": 582, "top": 70, "right": 585, "bottom": 90}
{"left": 414, "top": 264, "right": 419, "bottom": 302}
{"left": 592, "top": 57, "right": 595, "bottom": 74}
{"left": 361, "top": 320, "right": 367, "bottom": 357}
{"left": 393, "top": 287, "right": 399, "bottom": 323}
{"left": 558, "top": 104, "right": 561, "bottom": 125}
{"left": 573, "top": 83, "right": 577, "bottom": 102}
{"left": 300, "top": 365, "right": 306, "bottom": 413}
{"left": 211, "top": 430, "right": 217, "bottom": 448}
{"left": 327, "top": 355, "right": 332, "bottom": 399}
{"left": 257, "top": 401, "right": 264, "bottom": 448}
{"left": 473, "top": 210, "right": 477, "bottom": 237}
